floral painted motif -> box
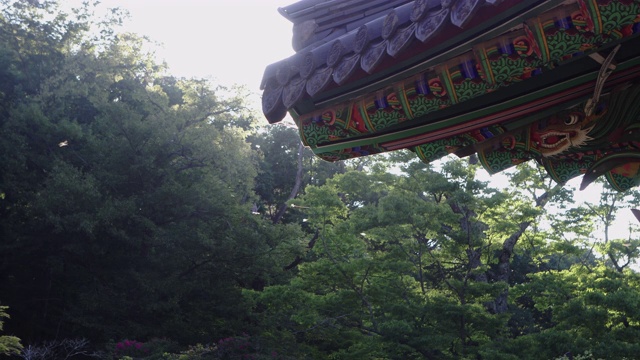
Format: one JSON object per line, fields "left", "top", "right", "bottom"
{"left": 299, "top": 0, "right": 640, "bottom": 191}
{"left": 299, "top": 0, "right": 640, "bottom": 150}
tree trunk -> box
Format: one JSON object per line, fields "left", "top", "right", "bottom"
{"left": 490, "top": 186, "right": 558, "bottom": 313}
{"left": 272, "top": 141, "right": 305, "bottom": 224}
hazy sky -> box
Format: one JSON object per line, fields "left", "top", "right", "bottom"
{"left": 97, "top": 0, "right": 295, "bottom": 90}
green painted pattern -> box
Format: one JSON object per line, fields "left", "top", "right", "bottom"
{"left": 477, "top": 87, "right": 640, "bottom": 190}
{"left": 415, "top": 138, "right": 466, "bottom": 164}
{"left": 299, "top": 0, "right": 640, "bottom": 191}
{"left": 597, "top": 0, "right": 640, "bottom": 34}
{"left": 478, "top": 129, "right": 531, "bottom": 174}
{"left": 542, "top": 156, "right": 595, "bottom": 184}
{"left": 607, "top": 171, "right": 640, "bottom": 192}
{"left": 299, "top": 0, "right": 640, "bottom": 150}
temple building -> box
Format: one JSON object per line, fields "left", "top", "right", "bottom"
{"left": 261, "top": 0, "right": 640, "bottom": 191}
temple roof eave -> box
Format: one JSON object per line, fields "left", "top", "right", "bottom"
{"left": 261, "top": 0, "right": 565, "bottom": 123}
{"left": 261, "top": 0, "right": 640, "bottom": 192}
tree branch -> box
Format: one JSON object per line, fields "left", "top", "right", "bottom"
{"left": 272, "top": 140, "right": 305, "bottom": 224}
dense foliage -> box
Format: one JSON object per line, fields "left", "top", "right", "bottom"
{"left": 0, "top": 0, "right": 308, "bottom": 347}
{"left": 1, "top": 1, "right": 640, "bottom": 359}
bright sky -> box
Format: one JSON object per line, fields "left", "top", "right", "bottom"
{"left": 85, "top": 0, "right": 636, "bottom": 243}
{"left": 94, "top": 0, "right": 295, "bottom": 103}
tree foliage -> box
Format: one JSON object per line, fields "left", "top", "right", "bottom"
{"left": 0, "top": 305, "right": 22, "bottom": 356}
{"left": 0, "top": 0, "right": 303, "bottom": 346}
{"left": 1, "top": 1, "right": 640, "bottom": 359}
{"left": 246, "top": 158, "right": 640, "bottom": 359}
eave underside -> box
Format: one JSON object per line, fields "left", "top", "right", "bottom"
{"left": 262, "top": 0, "right": 640, "bottom": 191}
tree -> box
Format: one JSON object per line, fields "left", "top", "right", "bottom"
{"left": 0, "top": 305, "right": 22, "bottom": 356}
{"left": 246, "top": 153, "right": 640, "bottom": 359}
{"left": 246, "top": 156, "right": 558, "bottom": 358}
{"left": 498, "top": 265, "right": 640, "bottom": 359}
{"left": 249, "top": 125, "right": 344, "bottom": 224}
{"left": 582, "top": 181, "right": 640, "bottom": 272}
{"left": 0, "top": 0, "right": 304, "bottom": 346}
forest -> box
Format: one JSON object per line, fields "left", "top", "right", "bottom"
{"left": 1, "top": 1, "right": 640, "bottom": 359}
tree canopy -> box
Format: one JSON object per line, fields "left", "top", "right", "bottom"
{"left": 1, "top": 1, "right": 639, "bottom": 359}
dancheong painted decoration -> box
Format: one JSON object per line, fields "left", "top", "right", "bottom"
{"left": 260, "top": 0, "right": 640, "bottom": 191}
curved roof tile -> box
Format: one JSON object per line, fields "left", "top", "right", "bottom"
{"left": 261, "top": 0, "right": 536, "bottom": 123}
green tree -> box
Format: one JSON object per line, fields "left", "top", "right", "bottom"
{"left": 246, "top": 156, "right": 572, "bottom": 359}
{"left": 249, "top": 125, "right": 344, "bottom": 224}
{"left": 0, "top": 0, "right": 304, "bottom": 346}
{"left": 499, "top": 265, "right": 640, "bottom": 359}
{"left": 0, "top": 305, "right": 22, "bottom": 356}
{"left": 583, "top": 181, "right": 640, "bottom": 272}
